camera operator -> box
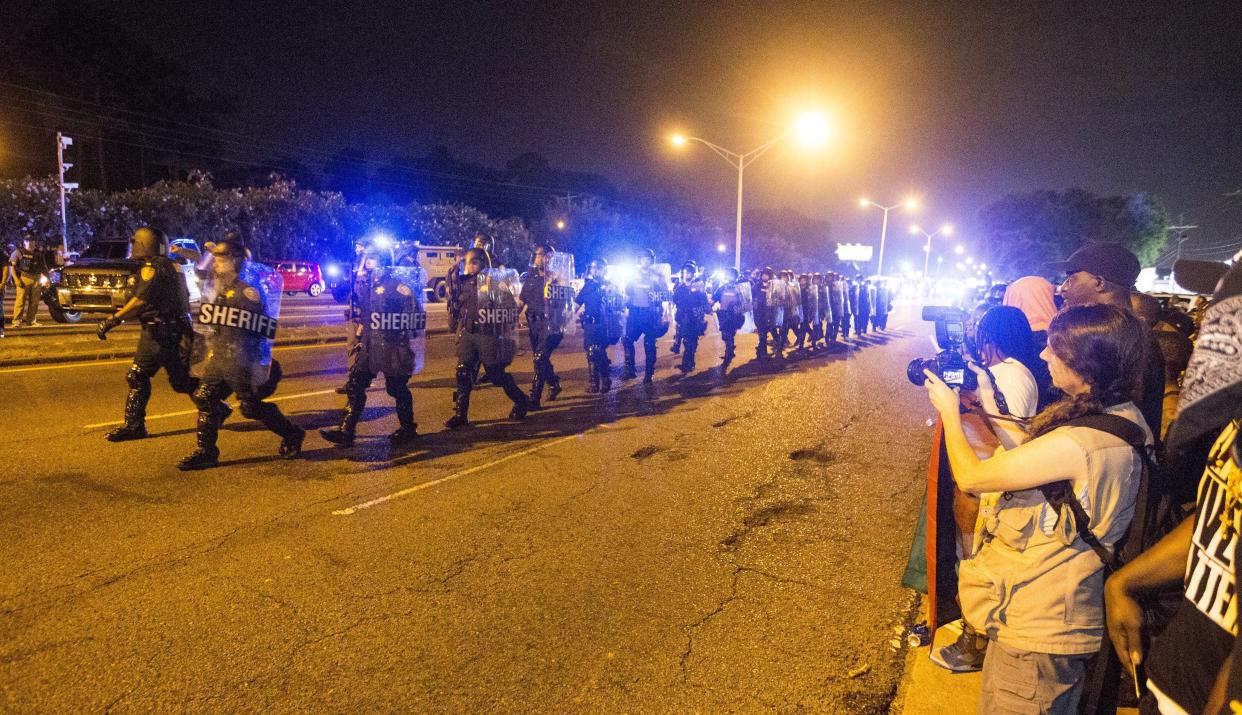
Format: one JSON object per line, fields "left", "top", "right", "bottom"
{"left": 924, "top": 304, "right": 1150, "bottom": 714}
{"left": 930, "top": 305, "right": 1042, "bottom": 673}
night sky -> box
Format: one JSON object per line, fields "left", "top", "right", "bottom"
{"left": 5, "top": 0, "right": 1242, "bottom": 269}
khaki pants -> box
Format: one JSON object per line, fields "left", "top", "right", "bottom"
{"left": 13, "top": 273, "right": 39, "bottom": 324}
{"left": 979, "top": 640, "right": 1089, "bottom": 714}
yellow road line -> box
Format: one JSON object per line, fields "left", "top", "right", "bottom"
{"left": 0, "top": 341, "right": 341, "bottom": 376}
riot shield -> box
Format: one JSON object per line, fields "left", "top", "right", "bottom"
{"left": 476, "top": 267, "right": 522, "bottom": 361}
{"left": 765, "top": 279, "right": 787, "bottom": 328}
{"left": 599, "top": 281, "right": 626, "bottom": 345}
{"left": 819, "top": 284, "right": 832, "bottom": 324}
{"left": 358, "top": 265, "right": 428, "bottom": 376}
{"left": 545, "top": 252, "right": 577, "bottom": 336}
{"left": 717, "top": 280, "right": 755, "bottom": 334}
{"left": 786, "top": 280, "right": 804, "bottom": 323}
{"left": 804, "top": 283, "right": 820, "bottom": 324}
{"left": 194, "top": 259, "right": 281, "bottom": 390}
{"left": 650, "top": 263, "right": 675, "bottom": 328}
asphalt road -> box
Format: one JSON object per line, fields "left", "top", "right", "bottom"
{"left": 1, "top": 304, "right": 935, "bottom": 713}
{"left": 0, "top": 292, "right": 449, "bottom": 336}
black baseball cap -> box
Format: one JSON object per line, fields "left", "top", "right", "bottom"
{"left": 1173, "top": 258, "right": 1230, "bottom": 295}
{"left": 1049, "top": 242, "right": 1141, "bottom": 288}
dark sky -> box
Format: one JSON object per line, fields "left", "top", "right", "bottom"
{"left": 6, "top": 0, "right": 1242, "bottom": 269}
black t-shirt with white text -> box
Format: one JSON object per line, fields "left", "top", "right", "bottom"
{"left": 1146, "top": 421, "right": 1240, "bottom": 713}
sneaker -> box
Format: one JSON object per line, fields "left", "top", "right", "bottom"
{"left": 929, "top": 622, "right": 986, "bottom": 673}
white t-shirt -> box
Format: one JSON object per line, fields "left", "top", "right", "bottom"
{"left": 981, "top": 357, "right": 1039, "bottom": 450}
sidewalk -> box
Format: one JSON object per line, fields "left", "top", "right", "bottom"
{"left": 892, "top": 599, "right": 1139, "bottom": 714}
{"left": 892, "top": 608, "right": 980, "bottom": 715}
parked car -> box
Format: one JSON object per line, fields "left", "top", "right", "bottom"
{"left": 265, "top": 261, "right": 327, "bottom": 297}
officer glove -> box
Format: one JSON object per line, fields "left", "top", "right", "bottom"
{"left": 96, "top": 316, "right": 121, "bottom": 340}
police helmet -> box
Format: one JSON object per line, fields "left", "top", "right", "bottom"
{"left": 638, "top": 248, "right": 656, "bottom": 262}
{"left": 209, "top": 231, "right": 247, "bottom": 260}
{"left": 130, "top": 227, "right": 168, "bottom": 258}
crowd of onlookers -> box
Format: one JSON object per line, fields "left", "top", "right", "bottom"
{"left": 915, "top": 240, "right": 1242, "bottom": 714}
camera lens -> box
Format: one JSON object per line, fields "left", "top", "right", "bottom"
{"left": 907, "top": 358, "right": 931, "bottom": 386}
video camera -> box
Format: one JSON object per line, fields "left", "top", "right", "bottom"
{"left": 907, "top": 306, "right": 978, "bottom": 390}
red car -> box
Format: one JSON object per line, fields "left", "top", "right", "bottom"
{"left": 265, "top": 261, "right": 327, "bottom": 297}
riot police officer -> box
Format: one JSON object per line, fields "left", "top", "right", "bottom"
{"left": 97, "top": 227, "right": 200, "bottom": 441}
{"left": 445, "top": 248, "right": 529, "bottom": 429}
{"left": 518, "top": 243, "right": 572, "bottom": 409}
{"left": 826, "top": 271, "right": 845, "bottom": 342}
{"left": 179, "top": 234, "right": 304, "bottom": 470}
{"left": 621, "top": 248, "right": 670, "bottom": 383}
{"left": 575, "top": 258, "right": 623, "bottom": 393}
{"left": 672, "top": 262, "right": 709, "bottom": 373}
{"left": 321, "top": 247, "right": 426, "bottom": 447}
{"left": 711, "top": 267, "right": 752, "bottom": 372}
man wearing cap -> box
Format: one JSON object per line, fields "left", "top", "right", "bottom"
{"left": 1104, "top": 254, "right": 1242, "bottom": 715}
{"left": 96, "top": 227, "right": 201, "bottom": 442}
{"left": 1056, "top": 242, "right": 1166, "bottom": 441}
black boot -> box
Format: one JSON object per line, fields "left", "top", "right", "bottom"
{"left": 445, "top": 364, "right": 473, "bottom": 429}
{"left": 179, "top": 406, "right": 222, "bottom": 471}
{"left": 586, "top": 358, "right": 600, "bottom": 393}
{"left": 279, "top": 428, "right": 305, "bottom": 458}
{"left": 643, "top": 349, "right": 656, "bottom": 383}
{"left": 528, "top": 371, "right": 545, "bottom": 410}
{"left": 320, "top": 386, "right": 364, "bottom": 448}
{"left": 496, "top": 371, "right": 530, "bottom": 420}
{"left": 621, "top": 341, "right": 638, "bottom": 379}
{"left": 107, "top": 372, "right": 151, "bottom": 442}
{"left": 547, "top": 375, "right": 562, "bottom": 401}
{"left": 389, "top": 423, "right": 420, "bottom": 445}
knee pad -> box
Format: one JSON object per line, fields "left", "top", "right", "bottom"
{"left": 384, "top": 375, "right": 410, "bottom": 398}
{"left": 126, "top": 366, "right": 151, "bottom": 390}
{"left": 238, "top": 399, "right": 267, "bottom": 420}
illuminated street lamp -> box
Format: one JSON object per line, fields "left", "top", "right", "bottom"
{"left": 555, "top": 219, "right": 567, "bottom": 231}
{"left": 670, "top": 110, "right": 831, "bottom": 270}
{"left": 910, "top": 223, "right": 953, "bottom": 287}
{"left": 954, "top": 244, "right": 965, "bottom": 255}
{"left": 716, "top": 242, "right": 728, "bottom": 253}
{"left": 859, "top": 197, "right": 919, "bottom": 277}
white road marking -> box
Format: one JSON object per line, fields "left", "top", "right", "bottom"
{"left": 332, "top": 432, "right": 583, "bottom": 516}
{"left": 82, "top": 387, "right": 340, "bottom": 429}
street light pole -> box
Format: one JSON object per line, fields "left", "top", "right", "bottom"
{"left": 676, "top": 134, "right": 784, "bottom": 271}
{"left": 735, "top": 159, "right": 744, "bottom": 272}
{"left": 860, "top": 198, "right": 917, "bottom": 277}
{"left": 911, "top": 223, "right": 953, "bottom": 290}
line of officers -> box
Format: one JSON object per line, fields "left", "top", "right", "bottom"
{"left": 94, "top": 229, "right": 892, "bottom": 471}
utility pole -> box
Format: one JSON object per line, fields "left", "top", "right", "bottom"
{"left": 56, "top": 132, "right": 78, "bottom": 255}
{"left": 1168, "top": 213, "right": 1198, "bottom": 263}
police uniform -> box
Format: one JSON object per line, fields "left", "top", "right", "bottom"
{"left": 672, "top": 280, "right": 709, "bottom": 372}
{"left": 519, "top": 268, "right": 564, "bottom": 408}
{"left": 104, "top": 255, "right": 198, "bottom": 441}
{"left": 322, "top": 265, "right": 423, "bottom": 447}
{"left": 856, "top": 280, "right": 874, "bottom": 335}
{"left": 622, "top": 266, "right": 669, "bottom": 382}
{"left": 575, "top": 274, "right": 622, "bottom": 393}
{"left": 181, "top": 258, "right": 303, "bottom": 470}
{"left": 11, "top": 244, "right": 42, "bottom": 326}
{"left": 752, "top": 276, "right": 770, "bottom": 359}
{"left": 826, "top": 273, "right": 844, "bottom": 342}
{"left": 446, "top": 271, "right": 529, "bottom": 428}
{"left": 712, "top": 279, "right": 747, "bottom": 369}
